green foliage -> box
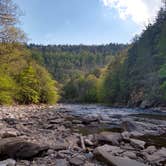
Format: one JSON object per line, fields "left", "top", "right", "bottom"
{"left": 17, "top": 66, "right": 40, "bottom": 104}
{"left": 35, "top": 65, "right": 59, "bottom": 104}
{"left": 0, "top": 43, "right": 60, "bottom": 105}
{"left": 0, "top": 0, "right": 59, "bottom": 105}
{"left": 29, "top": 44, "right": 127, "bottom": 84}
{"left": 98, "top": 52, "right": 128, "bottom": 104}
{"left": 0, "top": 72, "right": 16, "bottom": 105}
{"left": 63, "top": 74, "right": 98, "bottom": 103}
{"left": 16, "top": 65, "right": 59, "bottom": 104}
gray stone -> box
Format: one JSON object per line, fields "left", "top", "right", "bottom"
{"left": 130, "top": 139, "right": 146, "bottom": 149}
{"left": 121, "top": 131, "right": 131, "bottom": 140}
{"left": 84, "top": 138, "right": 94, "bottom": 146}
{"left": 69, "top": 155, "right": 86, "bottom": 166}
{"left": 53, "top": 142, "right": 68, "bottom": 151}
{"left": 0, "top": 137, "right": 48, "bottom": 160}
{"left": 121, "top": 120, "right": 138, "bottom": 132}
{"left": 56, "top": 159, "right": 68, "bottom": 166}
{"left": 72, "top": 120, "right": 82, "bottom": 124}
{"left": 143, "top": 146, "right": 157, "bottom": 154}
{"left": 0, "top": 128, "right": 20, "bottom": 138}
{"left": 94, "top": 145, "right": 124, "bottom": 156}
{"left": 0, "top": 159, "right": 16, "bottom": 166}
{"left": 130, "top": 131, "right": 144, "bottom": 137}
{"left": 144, "top": 147, "right": 166, "bottom": 164}
{"left": 82, "top": 116, "right": 99, "bottom": 125}
{"left": 97, "top": 132, "right": 123, "bottom": 145}
{"left": 94, "top": 145, "right": 147, "bottom": 166}
{"left": 123, "top": 151, "right": 137, "bottom": 160}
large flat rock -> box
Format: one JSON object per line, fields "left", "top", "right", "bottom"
{"left": 94, "top": 145, "right": 147, "bottom": 166}
{"left": 0, "top": 137, "right": 48, "bottom": 160}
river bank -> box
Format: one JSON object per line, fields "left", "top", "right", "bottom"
{"left": 0, "top": 104, "right": 165, "bottom": 166}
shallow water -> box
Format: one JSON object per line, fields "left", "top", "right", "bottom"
{"left": 59, "top": 104, "right": 166, "bottom": 147}
{"left": 59, "top": 104, "right": 166, "bottom": 119}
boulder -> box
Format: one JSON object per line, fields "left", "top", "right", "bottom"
{"left": 0, "top": 137, "right": 48, "bottom": 160}
{"left": 94, "top": 145, "right": 147, "bottom": 166}
{"left": 97, "top": 132, "right": 123, "bottom": 145}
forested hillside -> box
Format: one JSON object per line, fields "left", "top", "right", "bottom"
{"left": 98, "top": 2, "right": 166, "bottom": 108}
{"left": 0, "top": 0, "right": 59, "bottom": 105}
{"left": 29, "top": 44, "right": 127, "bottom": 83}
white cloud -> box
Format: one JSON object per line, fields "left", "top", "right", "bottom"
{"left": 102, "top": 0, "right": 163, "bottom": 26}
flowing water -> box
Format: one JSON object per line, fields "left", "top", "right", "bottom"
{"left": 58, "top": 104, "right": 166, "bottom": 147}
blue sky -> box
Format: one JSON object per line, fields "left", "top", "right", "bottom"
{"left": 15, "top": 0, "right": 162, "bottom": 45}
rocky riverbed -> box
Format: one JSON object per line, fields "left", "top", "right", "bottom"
{"left": 0, "top": 104, "right": 165, "bottom": 166}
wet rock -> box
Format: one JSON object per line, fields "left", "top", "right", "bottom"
{"left": 0, "top": 159, "right": 16, "bottom": 166}
{"left": 55, "top": 159, "right": 68, "bottom": 166}
{"left": 69, "top": 155, "right": 86, "bottom": 166}
{"left": 94, "top": 145, "right": 147, "bottom": 166}
{"left": 97, "top": 132, "right": 123, "bottom": 145}
{"left": 130, "top": 139, "right": 146, "bottom": 149}
{"left": 82, "top": 116, "right": 99, "bottom": 125}
{"left": 0, "top": 137, "right": 48, "bottom": 160}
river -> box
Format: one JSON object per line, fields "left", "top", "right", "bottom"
{"left": 57, "top": 104, "right": 166, "bottom": 147}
